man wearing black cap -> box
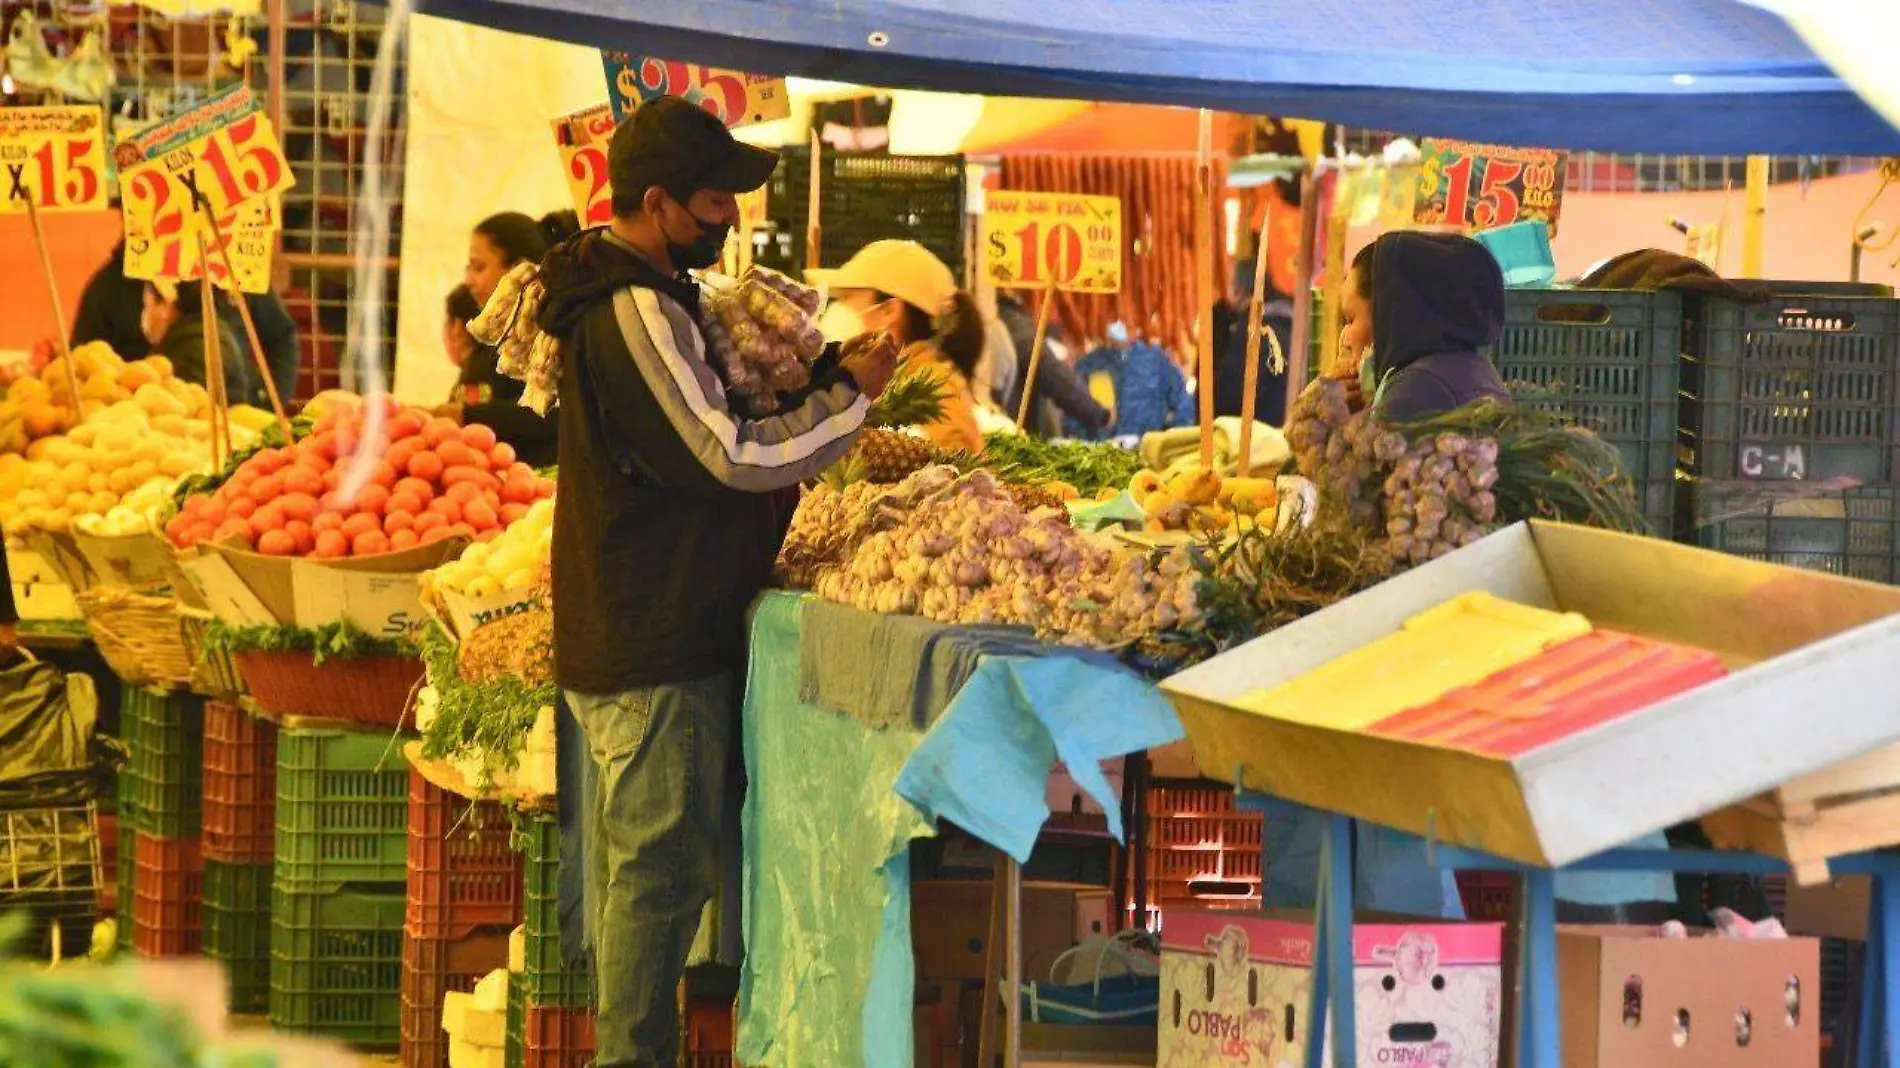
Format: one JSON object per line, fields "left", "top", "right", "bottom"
{"left": 535, "top": 97, "right": 897, "bottom": 1066}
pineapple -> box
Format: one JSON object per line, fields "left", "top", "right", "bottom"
{"left": 838, "top": 365, "right": 950, "bottom": 484}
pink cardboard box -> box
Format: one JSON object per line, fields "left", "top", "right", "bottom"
{"left": 1160, "top": 909, "right": 1504, "bottom": 1068}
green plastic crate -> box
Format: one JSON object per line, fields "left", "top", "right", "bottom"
{"left": 507, "top": 970, "right": 525, "bottom": 1068}
{"left": 121, "top": 689, "right": 204, "bottom": 837}
{"left": 274, "top": 728, "right": 412, "bottom": 891}
{"left": 204, "top": 860, "right": 272, "bottom": 1014}
{"left": 269, "top": 884, "right": 405, "bottom": 1047}
{"left": 523, "top": 815, "right": 591, "bottom": 1008}
{"left": 115, "top": 828, "right": 135, "bottom": 952}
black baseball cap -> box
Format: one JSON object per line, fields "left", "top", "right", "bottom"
{"left": 609, "top": 96, "right": 780, "bottom": 204}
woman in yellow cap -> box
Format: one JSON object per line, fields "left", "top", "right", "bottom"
{"left": 813, "top": 240, "right": 985, "bottom": 453}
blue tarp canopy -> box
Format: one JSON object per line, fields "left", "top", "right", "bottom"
{"left": 414, "top": 0, "right": 1900, "bottom": 155}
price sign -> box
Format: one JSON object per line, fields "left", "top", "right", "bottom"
{"left": 1414, "top": 139, "right": 1566, "bottom": 233}
{"left": 0, "top": 106, "right": 108, "bottom": 213}
{"left": 601, "top": 52, "right": 789, "bottom": 129}
{"left": 982, "top": 191, "right": 1123, "bottom": 294}
{"left": 550, "top": 102, "right": 616, "bottom": 228}
{"left": 115, "top": 84, "right": 292, "bottom": 293}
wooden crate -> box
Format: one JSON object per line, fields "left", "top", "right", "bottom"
{"left": 1702, "top": 741, "right": 1900, "bottom": 885}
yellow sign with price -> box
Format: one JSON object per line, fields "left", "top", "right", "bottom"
{"left": 983, "top": 191, "right": 1123, "bottom": 294}
{"left": 115, "top": 84, "right": 293, "bottom": 293}
{"left": 0, "top": 105, "right": 109, "bottom": 213}
{"left": 551, "top": 102, "right": 616, "bottom": 229}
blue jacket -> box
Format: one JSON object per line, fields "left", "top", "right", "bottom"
{"left": 1067, "top": 341, "right": 1194, "bottom": 441}
{"left": 1369, "top": 232, "right": 1510, "bottom": 421}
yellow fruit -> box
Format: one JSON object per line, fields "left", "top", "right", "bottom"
{"left": 229, "top": 405, "right": 276, "bottom": 433}
{"left": 136, "top": 383, "right": 186, "bottom": 417}
{"left": 1129, "top": 471, "right": 1164, "bottom": 503}
{"left": 1142, "top": 491, "right": 1178, "bottom": 520}
{"left": 1041, "top": 480, "right": 1080, "bottom": 503}
{"left": 1168, "top": 468, "right": 1222, "bottom": 507}
{"left": 144, "top": 355, "right": 173, "bottom": 380}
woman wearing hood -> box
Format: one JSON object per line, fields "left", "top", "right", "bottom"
{"left": 1341, "top": 231, "right": 1510, "bottom": 420}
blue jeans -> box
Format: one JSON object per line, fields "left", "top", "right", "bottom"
{"left": 566, "top": 675, "right": 735, "bottom": 1068}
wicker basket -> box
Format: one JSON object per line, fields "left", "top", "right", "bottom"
{"left": 75, "top": 587, "right": 197, "bottom": 689}
{"left": 180, "top": 608, "right": 246, "bottom": 699}
{"left": 233, "top": 651, "right": 424, "bottom": 729}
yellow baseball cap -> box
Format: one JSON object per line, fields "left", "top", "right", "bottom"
{"left": 808, "top": 240, "right": 956, "bottom": 316}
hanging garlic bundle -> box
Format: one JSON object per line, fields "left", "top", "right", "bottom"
{"left": 469, "top": 261, "right": 560, "bottom": 414}
{"left": 704, "top": 266, "right": 827, "bottom": 416}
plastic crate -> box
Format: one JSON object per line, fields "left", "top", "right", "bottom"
{"left": 1455, "top": 871, "right": 1518, "bottom": 922}
{"left": 1486, "top": 288, "right": 1686, "bottom": 537}
{"left": 131, "top": 834, "right": 203, "bottom": 957}
{"left": 0, "top": 805, "right": 101, "bottom": 960}
{"left": 1687, "top": 290, "right": 1900, "bottom": 484}
{"left": 759, "top": 146, "right": 968, "bottom": 278}
{"left": 523, "top": 1004, "right": 596, "bottom": 1068}
{"left": 400, "top": 927, "right": 512, "bottom": 1068}
{"left": 204, "top": 859, "right": 272, "bottom": 1013}
{"left": 507, "top": 969, "right": 526, "bottom": 1068}
{"left": 203, "top": 699, "right": 277, "bottom": 864}
{"left": 121, "top": 688, "right": 204, "bottom": 837}
{"left": 522, "top": 815, "right": 591, "bottom": 1009}
{"left": 97, "top": 811, "right": 118, "bottom": 916}
{"left": 269, "top": 884, "right": 407, "bottom": 1047}
{"left": 1695, "top": 486, "right": 1900, "bottom": 583}
{"left": 407, "top": 769, "right": 522, "bottom": 939}
{"left": 275, "top": 727, "right": 413, "bottom": 891}
{"left": 116, "top": 826, "right": 135, "bottom": 951}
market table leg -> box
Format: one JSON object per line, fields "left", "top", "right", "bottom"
{"left": 978, "top": 851, "right": 1005, "bottom": 1067}
{"left": 1006, "top": 854, "right": 1024, "bottom": 1068}
{"left": 1516, "top": 868, "right": 1561, "bottom": 1068}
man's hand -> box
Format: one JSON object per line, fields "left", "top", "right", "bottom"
{"left": 839, "top": 331, "right": 900, "bottom": 401}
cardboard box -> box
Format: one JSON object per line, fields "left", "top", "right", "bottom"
{"left": 177, "top": 537, "right": 462, "bottom": 632}
{"left": 1159, "top": 909, "right": 1503, "bottom": 1068}
{"left": 1783, "top": 876, "right": 1869, "bottom": 941}
{"left": 1165, "top": 521, "right": 1900, "bottom": 869}
{"left": 912, "top": 882, "right": 1113, "bottom": 982}
{"left": 1557, "top": 926, "right": 1819, "bottom": 1067}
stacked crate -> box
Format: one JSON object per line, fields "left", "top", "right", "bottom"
{"left": 514, "top": 813, "right": 595, "bottom": 1068}
{"left": 402, "top": 770, "right": 521, "bottom": 1068}
{"left": 0, "top": 805, "right": 103, "bottom": 960}
{"left": 1146, "top": 781, "right": 1264, "bottom": 917}
{"left": 270, "top": 726, "right": 412, "bottom": 1047}
{"left": 122, "top": 688, "right": 204, "bottom": 957}
{"left": 202, "top": 700, "right": 278, "bottom": 1013}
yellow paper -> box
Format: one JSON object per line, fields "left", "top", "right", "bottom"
{"left": 1087, "top": 371, "right": 1117, "bottom": 412}
{"left": 0, "top": 105, "right": 109, "bottom": 214}
{"left": 1233, "top": 591, "right": 1592, "bottom": 730}
{"left": 549, "top": 102, "right": 615, "bottom": 229}
{"left": 983, "top": 190, "right": 1123, "bottom": 294}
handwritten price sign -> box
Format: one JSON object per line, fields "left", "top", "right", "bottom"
{"left": 116, "top": 84, "right": 292, "bottom": 293}
{"left": 983, "top": 191, "right": 1123, "bottom": 294}
{"left": 550, "top": 103, "right": 616, "bottom": 228}
{"left": 0, "top": 106, "right": 108, "bottom": 214}
{"left": 1414, "top": 139, "right": 1566, "bottom": 233}
{"left": 601, "top": 52, "right": 789, "bottom": 129}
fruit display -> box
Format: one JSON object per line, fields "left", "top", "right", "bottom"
{"left": 165, "top": 398, "right": 555, "bottom": 557}
{"left": 793, "top": 465, "right": 1202, "bottom": 648}
{"left": 0, "top": 393, "right": 265, "bottom": 538}
{"left": 0, "top": 344, "right": 198, "bottom": 455}
{"left": 702, "top": 266, "right": 827, "bottom": 416}
{"left": 831, "top": 364, "right": 954, "bottom": 483}
{"left": 424, "top": 495, "right": 554, "bottom": 600}
{"left": 1127, "top": 468, "right": 1280, "bottom": 535}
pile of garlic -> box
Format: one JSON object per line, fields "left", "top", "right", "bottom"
{"left": 806, "top": 466, "right": 1200, "bottom": 647}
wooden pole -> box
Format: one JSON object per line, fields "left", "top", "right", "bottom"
{"left": 1743, "top": 155, "right": 1769, "bottom": 277}
{"left": 1194, "top": 109, "right": 1216, "bottom": 470}
{"left": 1321, "top": 169, "right": 1353, "bottom": 378}
{"left": 194, "top": 239, "right": 230, "bottom": 470}
{"left": 24, "top": 198, "right": 82, "bottom": 410}
{"left": 1014, "top": 279, "right": 1059, "bottom": 429}
{"left": 1004, "top": 854, "right": 1024, "bottom": 1068}
{"left": 199, "top": 207, "right": 294, "bottom": 440}
{"left": 1237, "top": 223, "right": 1272, "bottom": 478}
{"left": 1286, "top": 167, "right": 1322, "bottom": 404}
{"left": 804, "top": 129, "right": 823, "bottom": 273}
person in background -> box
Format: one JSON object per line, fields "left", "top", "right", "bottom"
{"left": 71, "top": 240, "right": 301, "bottom": 407}
{"left": 466, "top": 210, "right": 578, "bottom": 307}
{"left": 1354, "top": 231, "right": 1509, "bottom": 420}
{"left": 439, "top": 285, "right": 559, "bottom": 469}
{"left": 1211, "top": 274, "right": 1292, "bottom": 427}
{"left": 1069, "top": 322, "right": 1194, "bottom": 441}
{"left": 139, "top": 281, "right": 254, "bottom": 400}
{"left": 972, "top": 286, "right": 1019, "bottom": 411}
{"left": 1334, "top": 242, "right": 1377, "bottom": 411}
{"left": 816, "top": 240, "right": 984, "bottom": 454}
{"left": 540, "top": 96, "right": 895, "bottom": 1067}
{"left": 997, "top": 293, "right": 1108, "bottom": 439}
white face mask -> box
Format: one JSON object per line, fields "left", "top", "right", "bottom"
{"left": 818, "top": 300, "right": 867, "bottom": 344}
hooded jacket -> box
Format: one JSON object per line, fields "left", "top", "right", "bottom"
{"left": 1369, "top": 232, "right": 1509, "bottom": 422}
{"left": 541, "top": 229, "right": 867, "bottom": 693}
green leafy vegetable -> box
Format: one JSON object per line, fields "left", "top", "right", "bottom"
{"left": 416, "top": 622, "right": 553, "bottom": 797}
{"left": 978, "top": 433, "right": 1144, "bottom": 497}
{"left": 202, "top": 618, "right": 415, "bottom": 665}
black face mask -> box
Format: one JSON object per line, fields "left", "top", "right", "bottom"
{"left": 663, "top": 199, "right": 730, "bottom": 271}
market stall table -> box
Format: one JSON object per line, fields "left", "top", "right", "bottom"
{"left": 737, "top": 591, "right": 1182, "bottom": 1068}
